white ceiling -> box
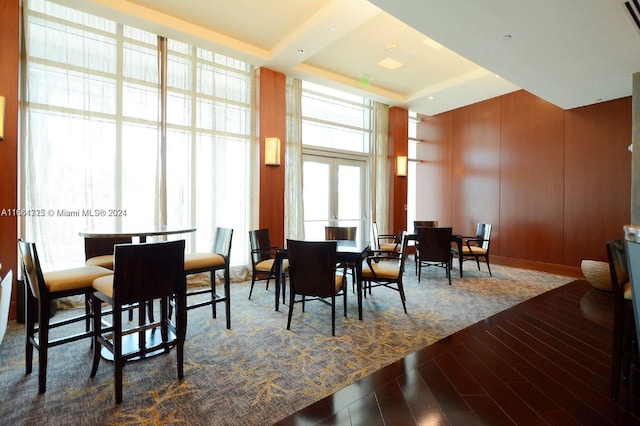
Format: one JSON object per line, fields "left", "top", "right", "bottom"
{"left": 67, "top": 0, "right": 640, "bottom": 116}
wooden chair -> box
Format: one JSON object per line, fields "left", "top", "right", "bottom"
{"left": 90, "top": 240, "right": 187, "bottom": 403}
{"left": 248, "top": 229, "right": 287, "bottom": 301}
{"left": 451, "top": 223, "right": 492, "bottom": 276}
{"left": 325, "top": 226, "right": 357, "bottom": 289}
{"left": 362, "top": 232, "right": 410, "bottom": 313}
{"left": 0, "top": 269, "right": 13, "bottom": 346}
{"left": 608, "top": 239, "right": 638, "bottom": 401}
{"left": 372, "top": 222, "right": 400, "bottom": 252}
{"left": 416, "top": 227, "right": 453, "bottom": 285}
{"left": 84, "top": 236, "right": 133, "bottom": 269}
{"left": 413, "top": 220, "right": 438, "bottom": 270}
{"left": 18, "top": 239, "right": 113, "bottom": 393}
{"left": 183, "top": 227, "right": 233, "bottom": 329}
{"left": 286, "top": 239, "right": 347, "bottom": 336}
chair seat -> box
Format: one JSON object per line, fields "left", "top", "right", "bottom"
{"left": 256, "top": 258, "right": 288, "bottom": 272}
{"left": 379, "top": 242, "right": 399, "bottom": 252}
{"left": 86, "top": 255, "right": 114, "bottom": 269}
{"left": 93, "top": 275, "right": 114, "bottom": 298}
{"left": 44, "top": 266, "right": 113, "bottom": 293}
{"left": 453, "top": 246, "right": 486, "bottom": 255}
{"left": 184, "top": 253, "right": 225, "bottom": 271}
{"left": 362, "top": 260, "right": 400, "bottom": 279}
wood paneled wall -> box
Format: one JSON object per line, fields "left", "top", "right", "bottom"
{"left": 388, "top": 107, "right": 408, "bottom": 236}
{"left": 0, "top": 0, "right": 20, "bottom": 320}
{"left": 418, "top": 90, "right": 631, "bottom": 268}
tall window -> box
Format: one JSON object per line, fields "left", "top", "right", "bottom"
{"left": 300, "top": 81, "right": 372, "bottom": 242}
{"left": 407, "top": 111, "right": 421, "bottom": 231}
{"left": 22, "top": 0, "right": 253, "bottom": 269}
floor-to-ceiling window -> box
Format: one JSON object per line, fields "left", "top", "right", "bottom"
{"left": 300, "top": 81, "right": 371, "bottom": 243}
{"left": 22, "top": 0, "right": 253, "bottom": 270}
{"left": 407, "top": 111, "right": 421, "bottom": 231}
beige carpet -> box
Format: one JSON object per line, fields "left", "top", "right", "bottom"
{"left": 0, "top": 263, "right": 573, "bottom": 425}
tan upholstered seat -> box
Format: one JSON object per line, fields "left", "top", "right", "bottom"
{"left": 249, "top": 229, "right": 288, "bottom": 301}
{"left": 19, "top": 239, "right": 113, "bottom": 394}
{"left": 182, "top": 227, "right": 233, "bottom": 329}
{"left": 43, "top": 266, "right": 114, "bottom": 292}
{"left": 362, "top": 231, "right": 410, "bottom": 314}
{"left": 85, "top": 255, "right": 115, "bottom": 269}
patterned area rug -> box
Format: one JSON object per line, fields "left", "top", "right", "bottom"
{"left": 0, "top": 263, "right": 573, "bottom": 425}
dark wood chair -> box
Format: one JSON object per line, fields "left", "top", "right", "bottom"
{"left": 413, "top": 220, "right": 438, "bottom": 271}
{"left": 286, "top": 239, "right": 346, "bottom": 336}
{"left": 607, "top": 239, "right": 637, "bottom": 401}
{"left": 416, "top": 226, "right": 453, "bottom": 285}
{"left": 451, "top": 222, "right": 492, "bottom": 276}
{"left": 372, "top": 222, "right": 400, "bottom": 252}
{"left": 90, "top": 240, "right": 187, "bottom": 403}
{"left": 249, "top": 229, "right": 287, "bottom": 300}
{"left": 362, "top": 231, "right": 410, "bottom": 313}
{"left": 183, "top": 227, "right": 233, "bottom": 329}
{"left": 325, "top": 226, "right": 357, "bottom": 289}
{"left": 18, "top": 239, "right": 113, "bottom": 393}
{"left": 84, "top": 236, "right": 133, "bottom": 269}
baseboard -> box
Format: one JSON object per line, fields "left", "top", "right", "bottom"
{"left": 491, "top": 255, "right": 583, "bottom": 278}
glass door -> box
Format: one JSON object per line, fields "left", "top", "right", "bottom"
{"left": 302, "top": 154, "right": 367, "bottom": 243}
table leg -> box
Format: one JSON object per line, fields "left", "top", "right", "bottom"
{"left": 356, "top": 259, "right": 363, "bottom": 320}
{"left": 274, "top": 253, "right": 282, "bottom": 311}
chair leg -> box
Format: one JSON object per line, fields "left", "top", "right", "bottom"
{"left": 397, "top": 280, "right": 408, "bottom": 314}
{"left": 249, "top": 273, "right": 256, "bottom": 299}
{"left": 37, "top": 298, "right": 50, "bottom": 394}
{"left": 210, "top": 269, "right": 217, "bottom": 319}
{"left": 224, "top": 266, "right": 231, "bottom": 329}
{"left": 286, "top": 291, "right": 295, "bottom": 331}
{"left": 114, "top": 306, "right": 124, "bottom": 404}
{"left": 331, "top": 294, "right": 336, "bottom": 336}
{"left": 90, "top": 296, "right": 102, "bottom": 378}
{"left": 485, "top": 256, "right": 492, "bottom": 276}
{"left": 25, "top": 290, "right": 37, "bottom": 375}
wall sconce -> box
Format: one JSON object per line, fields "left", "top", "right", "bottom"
{"left": 396, "top": 155, "right": 408, "bottom": 177}
{"left": 264, "top": 137, "right": 281, "bottom": 166}
{"left": 0, "top": 96, "right": 5, "bottom": 141}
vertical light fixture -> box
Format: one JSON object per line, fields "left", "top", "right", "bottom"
{"left": 396, "top": 155, "right": 408, "bottom": 177}
{"left": 264, "top": 137, "right": 281, "bottom": 166}
{"left": 0, "top": 96, "right": 5, "bottom": 141}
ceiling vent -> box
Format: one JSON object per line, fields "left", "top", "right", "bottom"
{"left": 625, "top": 1, "right": 640, "bottom": 30}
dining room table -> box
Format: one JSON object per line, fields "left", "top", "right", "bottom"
{"left": 79, "top": 224, "right": 196, "bottom": 361}
{"left": 273, "top": 239, "right": 371, "bottom": 320}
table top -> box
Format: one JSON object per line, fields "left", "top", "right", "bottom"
{"left": 79, "top": 224, "right": 196, "bottom": 239}
{"left": 276, "top": 239, "right": 370, "bottom": 256}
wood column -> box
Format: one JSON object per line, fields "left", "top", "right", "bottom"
{"left": 0, "top": 0, "right": 20, "bottom": 320}
{"left": 255, "top": 68, "right": 286, "bottom": 246}
{"left": 388, "top": 107, "right": 408, "bottom": 236}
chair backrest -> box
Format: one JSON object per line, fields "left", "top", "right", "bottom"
{"left": 249, "top": 229, "right": 272, "bottom": 264}
{"left": 474, "top": 223, "right": 492, "bottom": 250}
{"left": 84, "top": 237, "right": 133, "bottom": 260}
{"left": 417, "top": 227, "right": 453, "bottom": 263}
{"left": 18, "top": 239, "right": 46, "bottom": 300}
{"left": 0, "top": 269, "right": 13, "bottom": 346}
{"left": 413, "top": 220, "right": 438, "bottom": 234}
{"left": 607, "top": 239, "right": 629, "bottom": 298}
{"left": 112, "top": 240, "right": 185, "bottom": 305}
{"left": 212, "top": 227, "right": 233, "bottom": 259}
{"left": 287, "top": 239, "right": 337, "bottom": 298}
{"left": 397, "top": 231, "right": 411, "bottom": 274}
{"left": 325, "top": 226, "right": 357, "bottom": 241}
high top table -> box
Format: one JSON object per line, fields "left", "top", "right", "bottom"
{"left": 273, "top": 240, "right": 371, "bottom": 320}
{"left": 79, "top": 224, "right": 196, "bottom": 243}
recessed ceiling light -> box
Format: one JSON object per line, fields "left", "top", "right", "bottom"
{"left": 428, "top": 96, "right": 435, "bottom": 100}
{"left": 297, "top": 49, "right": 305, "bottom": 54}
{"left": 378, "top": 58, "right": 403, "bottom": 70}
{"left": 386, "top": 43, "right": 397, "bottom": 52}
{"left": 502, "top": 34, "right": 512, "bottom": 41}
{"left": 329, "top": 26, "right": 336, "bottom": 32}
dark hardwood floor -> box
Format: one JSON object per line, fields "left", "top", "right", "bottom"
{"left": 275, "top": 280, "right": 640, "bottom": 425}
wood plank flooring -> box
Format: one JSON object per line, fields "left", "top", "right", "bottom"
{"left": 275, "top": 280, "right": 640, "bottom": 425}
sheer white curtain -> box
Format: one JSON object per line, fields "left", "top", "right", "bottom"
{"left": 284, "top": 76, "right": 305, "bottom": 240}
{"left": 372, "top": 101, "right": 390, "bottom": 234}
{"left": 22, "top": 0, "right": 253, "bottom": 272}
